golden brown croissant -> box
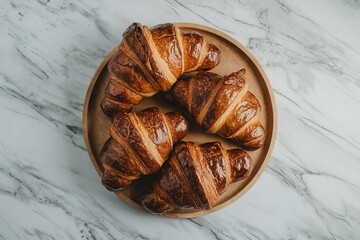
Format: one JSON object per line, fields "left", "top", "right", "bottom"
{"left": 164, "top": 69, "right": 265, "bottom": 150}
{"left": 142, "top": 141, "right": 252, "bottom": 213}
{"left": 101, "top": 22, "right": 221, "bottom": 117}
{"left": 100, "top": 107, "right": 189, "bottom": 191}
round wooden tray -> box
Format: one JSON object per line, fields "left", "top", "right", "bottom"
{"left": 83, "top": 23, "right": 277, "bottom": 218}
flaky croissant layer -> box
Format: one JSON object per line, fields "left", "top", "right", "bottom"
{"left": 164, "top": 69, "right": 266, "bottom": 150}
{"left": 100, "top": 107, "right": 189, "bottom": 191}
{"left": 102, "top": 22, "right": 221, "bottom": 117}
{"left": 142, "top": 141, "right": 252, "bottom": 214}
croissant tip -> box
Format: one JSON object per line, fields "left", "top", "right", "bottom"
{"left": 226, "top": 149, "right": 252, "bottom": 182}
{"left": 101, "top": 97, "right": 133, "bottom": 118}
{"left": 101, "top": 174, "right": 130, "bottom": 192}
{"left": 141, "top": 188, "right": 174, "bottom": 214}
{"left": 197, "top": 43, "right": 221, "bottom": 71}
{"left": 232, "top": 122, "right": 265, "bottom": 150}
{"left": 130, "top": 22, "right": 142, "bottom": 27}
{"left": 165, "top": 112, "right": 189, "bottom": 143}
{"left": 230, "top": 138, "right": 262, "bottom": 151}
{"left": 208, "top": 43, "right": 221, "bottom": 65}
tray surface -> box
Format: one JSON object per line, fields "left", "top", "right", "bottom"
{"left": 83, "top": 23, "right": 277, "bottom": 218}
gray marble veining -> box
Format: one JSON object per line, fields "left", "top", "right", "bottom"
{"left": 1, "top": 0, "right": 360, "bottom": 239}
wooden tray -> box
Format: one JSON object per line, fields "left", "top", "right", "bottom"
{"left": 83, "top": 23, "right": 277, "bottom": 218}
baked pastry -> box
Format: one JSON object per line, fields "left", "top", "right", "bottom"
{"left": 100, "top": 107, "right": 189, "bottom": 191}
{"left": 142, "top": 141, "right": 252, "bottom": 213}
{"left": 101, "top": 22, "right": 221, "bottom": 117}
{"left": 164, "top": 69, "right": 265, "bottom": 150}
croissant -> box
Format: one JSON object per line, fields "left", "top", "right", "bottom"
{"left": 164, "top": 69, "right": 265, "bottom": 150}
{"left": 141, "top": 141, "right": 251, "bottom": 213}
{"left": 100, "top": 107, "right": 189, "bottom": 191}
{"left": 101, "top": 22, "right": 221, "bottom": 117}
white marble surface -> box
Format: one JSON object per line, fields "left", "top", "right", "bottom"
{"left": 1, "top": 0, "right": 360, "bottom": 239}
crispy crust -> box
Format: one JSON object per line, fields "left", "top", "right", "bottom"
{"left": 101, "top": 23, "right": 221, "bottom": 118}
{"left": 166, "top": 69, "right": 265, "bottom": 150}
{"left": 141, "top": 142, "right": 252, "bottom": 213}
{"left": 100, "top": 107, "right": 189, "bottom": 191}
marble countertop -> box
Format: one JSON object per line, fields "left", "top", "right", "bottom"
{"left": 1, "top": 0, "right": 360, "bottom": 239}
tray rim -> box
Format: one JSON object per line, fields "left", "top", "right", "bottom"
{"left": 82, "top": 22, "right": 278, "bottom": 218}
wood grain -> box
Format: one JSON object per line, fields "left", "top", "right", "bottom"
{"left": 82, "top": 23, "right": 278, "bottom": 218}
